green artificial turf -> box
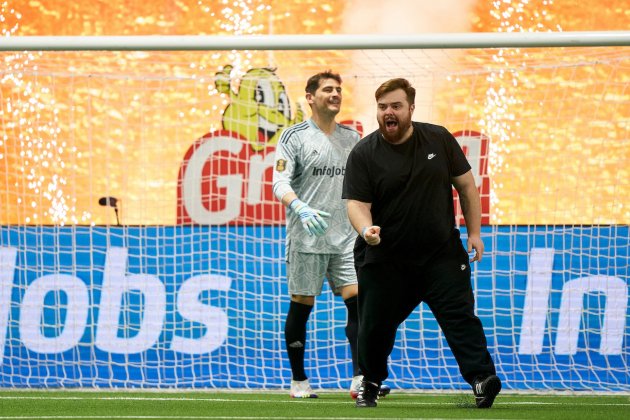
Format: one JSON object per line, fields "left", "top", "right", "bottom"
{"left": 0, "top": 390, "right": 628, "bottom": 419}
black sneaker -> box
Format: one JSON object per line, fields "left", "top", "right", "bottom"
{"left": 378, "top": 384, "right": 391, "bottom": 397}
{"left": 355, "top": 380, "right": 380, "bottom": 408}
{"left": 473, "top": 375, "right": 502, "bottom": 408}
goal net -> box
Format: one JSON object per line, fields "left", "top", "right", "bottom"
{"left": 1, "top": 38, "right": 628, "bottom": 391}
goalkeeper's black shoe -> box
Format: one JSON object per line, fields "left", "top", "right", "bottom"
{"left": 355, "top": 380, "right": 380, "bottom": 408}
{"left": 473, "top": 374, "right": 502, "bottom": 408}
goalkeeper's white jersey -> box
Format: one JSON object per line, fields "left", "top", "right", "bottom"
{"left": 272, "top": 119, "right": 359, "bottom": 254}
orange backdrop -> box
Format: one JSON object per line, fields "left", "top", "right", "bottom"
{"left": 1, "top": 0, "right": 628, "bottom": 225}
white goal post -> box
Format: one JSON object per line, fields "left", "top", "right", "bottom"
{"left": 1, "top": 32, "right": 628, "bottom": 392}
{"left": 1, "top": 31, "right": 630, "bottom": 51}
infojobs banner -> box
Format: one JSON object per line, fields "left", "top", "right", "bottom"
{"left": 0, "top": 225, "right": 628, "bottom": 390}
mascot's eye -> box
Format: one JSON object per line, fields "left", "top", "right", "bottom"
{"left": 255, "top": 87, "right": 265, "bottom": 104}
{"left": 277, "top": 92, "right": 290, "bottom": 118}
{"left": 254, "top": 79, "right": 274, "bottom": 106}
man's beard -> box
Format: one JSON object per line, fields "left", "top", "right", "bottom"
{"left": 378, "top": 118, "right": 412, "bottom": 144}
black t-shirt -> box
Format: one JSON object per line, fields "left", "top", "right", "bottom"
{"left": 342, "top": 121, "right": 471, "bottom": 266}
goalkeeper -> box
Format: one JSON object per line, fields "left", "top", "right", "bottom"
{"left": 272, "top": 70, "right": 389, "bottom": 399}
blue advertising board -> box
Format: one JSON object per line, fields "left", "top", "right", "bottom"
{"left": 0, "top": 225, "right": 628, "bottom": 391}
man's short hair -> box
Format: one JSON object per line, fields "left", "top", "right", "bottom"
{"left": 375, "top": 78, "right": 416, "bottom": 104}
{"left": 305, "top": 70, "right": 342, "bottom": 94}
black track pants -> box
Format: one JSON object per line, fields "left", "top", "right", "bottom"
{"left": 357, "top": 240, "right": 496, "bottom": 385}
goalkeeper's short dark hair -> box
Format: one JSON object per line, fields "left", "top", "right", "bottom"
{"left": 305, "top": 70, "right": 342, "bottom": 94}
{"left": 375, "top": 78, "right": 416, "bottom": 104}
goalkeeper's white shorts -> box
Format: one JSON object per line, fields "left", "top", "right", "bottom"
{"left": 286, "top": 250, "right": 357, "bottom": 296}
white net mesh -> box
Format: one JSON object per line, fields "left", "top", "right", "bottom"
{"left": 0, "top": 44, "right": 628, "bottom": 390}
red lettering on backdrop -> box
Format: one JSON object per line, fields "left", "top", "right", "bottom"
{"left": 177, "top": 125, "right": 490, "bottom": 226}
{"left": 177, "top": 131, "right": 283, "bottom": 225}
{"left": 177, "top": 121, "right": 363, "bottom": 226}
{"left": 452, "top": 130, "right": 491, "bottom": 226}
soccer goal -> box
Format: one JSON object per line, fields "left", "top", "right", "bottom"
{"left": 0, "top": 32, "right": 628, "bottom": 392}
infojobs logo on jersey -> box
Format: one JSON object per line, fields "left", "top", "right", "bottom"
{"left": 311, "top": 165, "right": 345, "bottom": 177}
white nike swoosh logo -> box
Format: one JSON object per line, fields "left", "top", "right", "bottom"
{"left": 428, "top": 153, "right": 436, "bottom": 159}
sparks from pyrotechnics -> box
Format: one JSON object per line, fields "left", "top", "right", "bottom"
{"left": 479, "top": 0, "right": 559, "bottom": 224}
{"left": 198, "top": 0, "right": 271, "bottom": 132}
{"left": 1, "top": 3, "right": 91, "bottom": 225}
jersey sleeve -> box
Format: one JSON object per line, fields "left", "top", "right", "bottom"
{"left": 272, "top": 129, "right": 299, "bottom": 202}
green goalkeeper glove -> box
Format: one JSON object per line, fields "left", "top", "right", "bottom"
{"left": 289, "top": 199, "right": 331, "bottom": 236}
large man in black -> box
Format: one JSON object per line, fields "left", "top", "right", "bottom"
{"left": 342, "top": 78, "right": 501, "bottom": 409}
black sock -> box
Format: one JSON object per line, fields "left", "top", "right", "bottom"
{"left": 285, "top": 300, "right": 313, "bottom": 381}
{"left": 344, "top": 295, "right": 360, "bottom": 377}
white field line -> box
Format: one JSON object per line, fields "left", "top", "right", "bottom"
{"left": 0, "top": 395, "right": 629, "bottom": 406}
